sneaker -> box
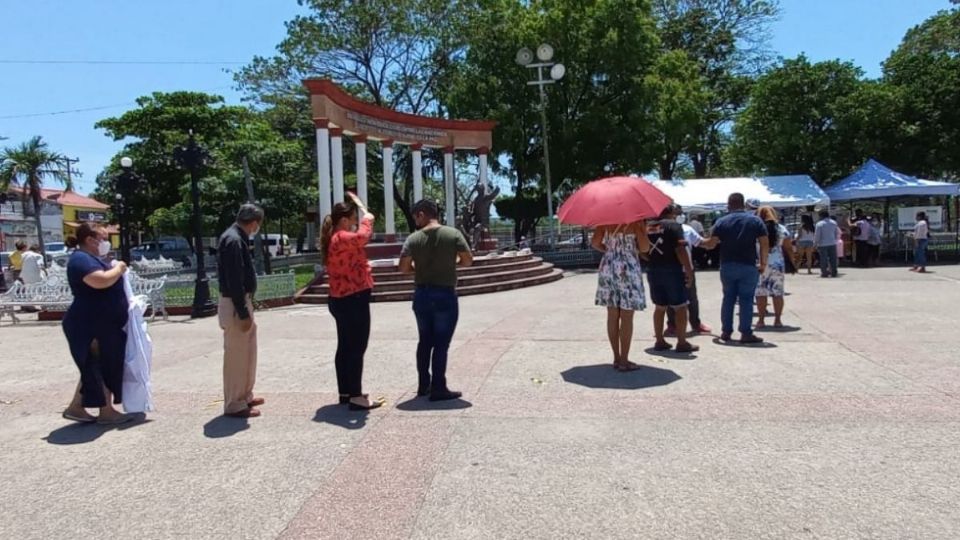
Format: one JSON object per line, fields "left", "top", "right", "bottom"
{"left": 740, "top": 334, "right": 764, "bottom": 345}
{"left": 696, "top": 323, "right": 712, "bottom": 334}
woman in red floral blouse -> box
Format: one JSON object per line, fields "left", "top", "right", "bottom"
{"left": 320, "top": 192, "right": 382, "bottom": 410}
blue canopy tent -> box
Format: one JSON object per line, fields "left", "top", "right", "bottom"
{"left": 826, "top": 159, "right": 960, "bottom": 261}
{"left": 825, "top": 159, "right": 959, "bottom": 201}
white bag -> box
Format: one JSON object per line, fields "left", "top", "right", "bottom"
{"left": 122, "top": 273, "right": 155, "bottom": 413}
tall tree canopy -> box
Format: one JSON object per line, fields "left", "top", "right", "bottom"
{"left": 728, "top": 56, "right": 865, "bottom": 184}
{"left": 881, "top": 7, "right": 960, "bottom": 178}
{"left": 235, "top": 0, "right": 478, "bottom": 231}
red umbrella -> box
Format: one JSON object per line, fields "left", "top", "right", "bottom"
{"left": 557, "top": 176, "right": 672, "bottom": 226}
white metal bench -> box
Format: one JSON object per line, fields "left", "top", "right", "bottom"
{"left": 0, "top": 272, "right": 168, "bottom": 325}
{"left": 0, "top": 279, "right": 73, "bottom": 324}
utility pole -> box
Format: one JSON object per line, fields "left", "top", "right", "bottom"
{"left": 63, "top": 157, "right": 80, "bottom": 191}
{"left": 243, "top": 156, "right": 266, "bottom": 274}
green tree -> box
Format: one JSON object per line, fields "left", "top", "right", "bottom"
{"left": 881, "top": 7, "right": 960, "bottom": 178}
{"left": 0, "top": 136, "right": 69, "bottom": 256}
{"left": 652, "top": 0, "right": 779, "bottom": 177}
{"left": 445, "top": 0, "right": 661, "bottom": 239}
{"left": 94, "top": 92, "right": 257, "bottom": 240}
{"left": 493, "top": 193, "right": 549, "bottom": 242}
{"left": 644, "top": 50, "right": 710, "bottom": 179}
{"left": 235, "top": 0, "right": 477, "bottom": 230}
{"left": 729, "top": 56, "right": 864, "bottom": 184}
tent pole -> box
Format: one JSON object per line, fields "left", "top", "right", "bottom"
{"left": 884, "top": 198, "right": 890, "bottom": 235}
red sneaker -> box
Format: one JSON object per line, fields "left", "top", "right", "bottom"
{"left": 697, "top": 323, "right": 712, "bottom": 334}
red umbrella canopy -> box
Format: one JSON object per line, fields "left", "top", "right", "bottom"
{"left": 557, "top": 176, "right": 673, "bottom": 227}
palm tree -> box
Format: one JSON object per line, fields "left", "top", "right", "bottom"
{"left": 0, "top": 136, "right": 69, "bottom": 258}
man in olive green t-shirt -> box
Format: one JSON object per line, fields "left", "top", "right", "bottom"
{"left": 399, "top": 199, "right": 473, "bottom": 402}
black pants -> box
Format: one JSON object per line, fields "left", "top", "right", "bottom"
{"left": 328, "top": 289, "right": 371, "bottom": 397}
{"left": 855, "top": 240, "right": 870, "bottom": 267}
{"left": 667, "top": 272, "right": 701, "bottom": 329}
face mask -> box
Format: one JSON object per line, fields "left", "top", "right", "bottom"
{"left": 98, "top": 240, "right": 111, "bottom": 256}
{"left": 676, "top": 214, "right": 687, "bottom": 224}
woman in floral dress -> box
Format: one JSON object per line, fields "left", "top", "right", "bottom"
{"left": 754, "top": 206, "right": 794, "bottom": 328}
{"left": 592, "top": 222, "right": 650, "bottom": 371}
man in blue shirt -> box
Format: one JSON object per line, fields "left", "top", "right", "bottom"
{"left": 709, "top": 193, "right": 769, "bottom": 344}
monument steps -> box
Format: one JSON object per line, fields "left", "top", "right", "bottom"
{"left": 295, "top": 254, "right": 563, "bottom": 304}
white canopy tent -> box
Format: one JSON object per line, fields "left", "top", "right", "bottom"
{"left": 649, "top": 175, "right": 830, "bottom": 214}
{"left": 824, "top": 159, "right": 959, "bottom": 201}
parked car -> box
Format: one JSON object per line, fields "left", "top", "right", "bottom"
{"left": 131, "top": 237, "right": 194, "bottom": 266}
{"left": 44, "top": 242, "right": 69, "bottom": 255}
{"left": 251, "top": 234, "right": 293, "bottom": 257}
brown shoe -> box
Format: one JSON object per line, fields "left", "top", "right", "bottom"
{"left": 248, "top": 397, "right": 265, "bottom": 407}
{"left": 226, "top": 408, "right": 261, "bottom": 418}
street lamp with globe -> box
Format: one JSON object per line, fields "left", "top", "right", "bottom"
{"left": 115, "top": 156, "right": 140, "bottom": 263}
{"left": 516, "top": 44, "right": 565, "bottom": 246}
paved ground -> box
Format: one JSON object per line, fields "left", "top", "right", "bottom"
{"left": 1, "top": 264, "right": 959, "bottom": 539}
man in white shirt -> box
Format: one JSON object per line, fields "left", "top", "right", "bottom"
{"left": 687, "top": 215, "right": 706, "bottom": 268}
{"left": 911, "top": 211, "right": 929, "bottom": 273}
{"left": 19, "top": 245, "right": 46, "bottom": 284}
{"left": 667, "top": 206, "right": 712, "bottom": 335}
{"left": 814, "top": 210, "right": 839, "bottom": 278}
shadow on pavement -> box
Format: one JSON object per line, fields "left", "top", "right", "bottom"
{"left": 643, "top": 348, "right": 698, "bottom": 360}
{"left": 45, "top": 414, "right": 150, "bottom": 445}
{"left": 203, "top": 415, "right": 251, "bottom": 438}
{"left": 395, "top": 396, "right": 473, "bottom": 412}
{"left": 755, "top": 325, "right": 801, "bottom": 333}
{"left": 711, "top": 338, "right": 778, "bottom": 348}
{"left": 561, "top": 364, "right": 681, "bottom": 390}
{"left": 313, "top": 404, "right": 369, "bottom": 430}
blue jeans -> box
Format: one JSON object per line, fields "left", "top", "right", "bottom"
{"left": 413, "top": 286, "right": 459, "bottom": 391}
{"left": 720, "top": 263, "right": 760, "bottom": 336}
{"left": 915, "top": 239, "right": 928, "bottom": 267}
{"left": 818, "top": 245, "right": 838, "bottom": 277}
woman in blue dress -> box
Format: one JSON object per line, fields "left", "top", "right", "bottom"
{"left": 61, "top": 223, "right": 132, "bottom": 425}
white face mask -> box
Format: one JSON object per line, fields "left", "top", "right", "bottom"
{"left": 98, "top": 240, "right": 111, "bottom": 256}
{"left": 676, "top": 214, "right": 687, "bottom": 224}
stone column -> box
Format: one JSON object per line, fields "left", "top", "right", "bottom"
{"left": 314, "top": 118, "right": 332, "bottom": 221}
{"left": 443, "top": 146, "right": 455, "bottom": 226}
{"left": 412, "top": 143, "right": 424, "bottom": 202}
{"left": 330, "top": 128, "right": 344, "bottom": 204}
{"left": 382, "top": 139, "right": 395, "bottom": 236}
{"left": 478, "top": 146, "right": 490, "bottom": 191}
{"left": 355, "top": 134, "right": 368, "bottom": 205}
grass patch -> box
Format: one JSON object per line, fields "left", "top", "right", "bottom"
{"left": 292, "top": 264, "right": 318, "bottom": 290}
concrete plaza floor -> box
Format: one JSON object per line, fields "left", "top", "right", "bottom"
{"left": 1, "top": 264, "right": 958, "bottom": 539}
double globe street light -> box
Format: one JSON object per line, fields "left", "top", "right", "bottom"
{"left": 517, "top": 44, "right": 565, "bottom": 246}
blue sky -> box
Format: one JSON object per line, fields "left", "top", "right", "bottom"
{"left": 0, "top": 0, "right": 951, "bottom": 194}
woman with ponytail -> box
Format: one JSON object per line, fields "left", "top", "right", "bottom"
{"left": 322, "top": 193, "right": 382, "bottom": 410}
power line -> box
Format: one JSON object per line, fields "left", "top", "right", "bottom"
{"left": 0, "top": 60, "right": 246, "bottom": 65}
{"left": 0, "top": 86, "right": 237, "bottom": 120}
{"left": 0, "top": 103, "right": 135, "bottom": 120}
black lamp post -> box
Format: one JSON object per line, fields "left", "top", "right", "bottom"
{"left": 174, "top": 131, "right": 217, "bottom": 318}
{"left": 115, "top": 156, "right": 139, "bottom": 263}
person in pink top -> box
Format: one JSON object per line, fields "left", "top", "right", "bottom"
{"left": 320, "top": 192, "right": 383, "bottom": 410}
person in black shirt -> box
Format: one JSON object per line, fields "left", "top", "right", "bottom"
{"left": 645, "top": 204, "right": 698, "bottom": 353}
{"left": 216, "top": 204, "right": 265, "bottom": 418}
